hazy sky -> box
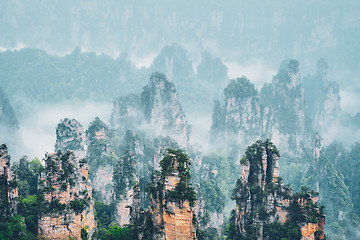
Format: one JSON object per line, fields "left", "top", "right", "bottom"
{"left": 1, "top": 0, "right": 360, "bottom": 158}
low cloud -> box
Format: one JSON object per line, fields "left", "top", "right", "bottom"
{"left": 188, "top": 113, "right": 212, "bottom": 152}
{"left": 15, "top": 101, "right": 112, "bottom": 161}
{"left": 130, "top": 53, "right": 157, "bottom": 68}
{"left": 340, "top": 90, "right": 360, "bottom": 114}
{"left": 224, "top": 60, "right": 277, "bottom": 89}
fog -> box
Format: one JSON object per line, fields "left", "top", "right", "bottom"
{"left": 0, "top": 2, "right": 360, "bottom": 238}
{"left": 15, "top": 101, "right": 112, "bottom": 161}
{"left": 224, "top": 60, "right": 277, "bottom": 89}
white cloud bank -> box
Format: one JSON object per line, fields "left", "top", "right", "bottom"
{"left": 16, "top": 101, "right": 112, "bottom": 161}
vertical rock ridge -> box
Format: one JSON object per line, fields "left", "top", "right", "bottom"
{"left": 38, "top": 119, "right": 96, "bottom": 239}
{"left": 148, "top": 149, "right": 197, "bottom": 240}
{"left": 229, "top": 140, "right": 325, "bottom": 240}
{"left": 0, "top": 144, "right": 18, "bottom": 218}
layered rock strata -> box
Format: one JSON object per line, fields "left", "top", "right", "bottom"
{"left": 148, "top": 149, "right": 197, "bottom": 240}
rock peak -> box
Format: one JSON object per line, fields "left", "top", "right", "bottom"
{"left": 229, "top": 140, "right": 325, "bottom": 240}
{"left": 55, "top": 118, "right": 85, "bottom": 154}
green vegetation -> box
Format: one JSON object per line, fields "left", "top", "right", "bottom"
{"left": 81, "top": 227, "right": 89, "bottom": 240}
{"left": 148, "top": 149, "right": 197, "bottom": 207}
{"left": 70, "top": 198, "right": 88, "bottom": 214}
{"left": 94, "top": 201, "right": 114, "bottom": 231}
{"left": 101, "top": 224, "right": 136, "bottom": 240}
{"left": 0, "top": 215, "right": 27, "bottom": 240}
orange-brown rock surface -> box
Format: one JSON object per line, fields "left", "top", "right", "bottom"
{"left": 38, "top": 152, "right": 96, "bottom": 240}
{"left": 149, "top": 149, "right": 196, "bottom": 240}
{"left": 38, "top": 118, "right": 96, "bottom": 239}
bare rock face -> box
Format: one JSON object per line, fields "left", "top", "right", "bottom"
{"left": 113, "top": 130, "right": 144, "bottom": 226}
{"left": 86, "top": 117, "right": 114, "bottom": 204}
{"left": 229, "top": 140, "right": 325, "bottom": 240}
{"left": 110, "top": 72, "right": 191, "bottom": 148}
{"left": 224, "top": 77, "right": 261, "bottom": 147}
{"left": 141, "top": 72, "right": 191, "bottom": 147}
{"left": 55, "top": 118, "right": 86, "bottom": 156}
{"left": 303, "top": 59, "right": 341, "bottom": 141}
{"left": 38, "top": 119, "right": 96, "bottom": 239}
{"left": 38, "top": 151, "right": 96, "bottom": 239}
{"left": 0, "top": 144, "right": 18, "bottom": 217}
{"left": 211, "top": 60, "right": 308, "bottom": 156}
{"left": 260, "top": 60, "right": 307, "bottom": 154}
{"left": 110, "top": 94, "right": 142, "bottom": 136}
{"left": 148, "top": 149, "right": 197, "bottom": 240}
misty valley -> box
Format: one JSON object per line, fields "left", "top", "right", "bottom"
{"left": 0, "top": 43, "right": 360, "bottom": 240}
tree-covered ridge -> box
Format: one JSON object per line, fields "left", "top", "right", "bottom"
{"left": 0, "top": 48, "right": 143, "bottom": 103}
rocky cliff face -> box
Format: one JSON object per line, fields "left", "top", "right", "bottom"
{"left": 111, "top": 94, "right": 142, "bottom": 136}
{"left": 302, "top": 135, "right": 359, "bottom": 239}
{"left": 38, "top": 152, "right": 96, "bottom": 239}
{"left": 55, "top": 118, "right": 86, "bottom": 156}
{"left": 148, "top": 149, "right": 197, "bottom": 240}
{"left": 211, "top": 60, "right": 309, "bottom": 156}
{"left": 86, "top": 117, "right": 114, "bottom": 204}
{"left": 38, "top": 118, "right": 96, "bottom": 239}
{"left": 223, "top": 77, "right": 261, "bottom": 146}
{"left": 303, "top": 59, "right": 341, "bottom": 141}
{"left": 0, "top": 144, "right": 18, "bottom": 218}
{"left": 111, "top": 72, "right": 191, "bottom": 148}
{"left": 141, "top": 72, "right": 191, "bottom": 147}
{"left": 228, "top": 140, "right": 325, "bottom": 240}
{"left": 113, "top": 130, "right": 144, "bottom": 226}
{"left": 260, "top": 60, "right": 307, "bottom": 154}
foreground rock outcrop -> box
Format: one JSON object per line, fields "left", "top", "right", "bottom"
{"left": 228, "top": 140, "right": 325, "bottom": 240}
{"left": 38, "top": 119, "right": 96, "bottom": 239}
{"left": 147, "top": 149, "right": 197, "bottom": 240}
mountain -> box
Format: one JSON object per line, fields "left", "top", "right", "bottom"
{"left": 111, "top": 72, "right": 191, "bottom": 148}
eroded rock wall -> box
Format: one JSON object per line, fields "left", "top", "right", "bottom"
{"left": 38, "top": 152, "right": 96, "bottom": 239}
{"left": 230, "top": 140, "right": 325, "bottom": 240}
